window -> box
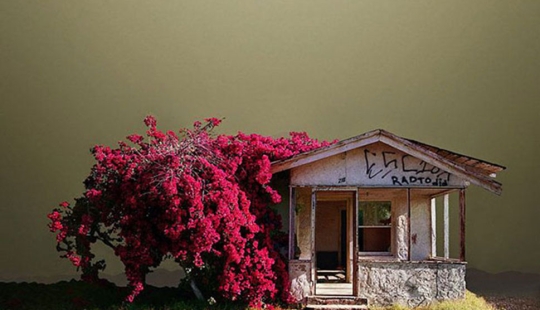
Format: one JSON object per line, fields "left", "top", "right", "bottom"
{"left": 358, "top": 201, "right": 391, "bottom": 253}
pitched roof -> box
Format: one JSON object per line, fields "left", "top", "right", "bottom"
{"left": 271, "top": 129, "right": 505, "bottom": 195}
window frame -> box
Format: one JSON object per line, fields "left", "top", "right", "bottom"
{"left": 358, "top": 201, "right": 392, "bottom": 256}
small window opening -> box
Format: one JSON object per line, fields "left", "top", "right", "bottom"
{"left": 358, "top": 201, "right": 391, "bottom": 253}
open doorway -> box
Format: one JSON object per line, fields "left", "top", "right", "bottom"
{"left": 314, "top": 192, "right": 355, "bottom": 296}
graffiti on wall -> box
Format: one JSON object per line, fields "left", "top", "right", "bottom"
{"left": 363, "top": 149, "right": 451, "bottom": 187}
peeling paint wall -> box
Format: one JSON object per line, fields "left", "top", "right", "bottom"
{"left": 290, "top": 143, "right": 466, "bottom": 188}
{"left": 393, "top": 192, "right": 409, "bottom": 260}
{"left": 296, "top": 187, "right": 312, "bottom": 260}
{"left": 411, "top": 195, "right": 431, "bottom": 261}
{"left": 389, "top": 191, "right": 432, "bottom": 261}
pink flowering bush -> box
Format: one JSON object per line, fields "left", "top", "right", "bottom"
{"left": 48, "top": 116, "right": 332, "bottom": 306}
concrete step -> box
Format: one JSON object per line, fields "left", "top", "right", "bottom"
{"left": 306, "top": 295, "right": 369, "bottom": 310}
{"left": 307, "top": 295, "right": 368, "bottom": 306}
{"left": 305, "top": 305, "right": 368, "bottom": 310}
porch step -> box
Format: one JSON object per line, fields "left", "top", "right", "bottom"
{"left": 306, "top": 296, "right": 369, "bottom": 310}
{"left": 305, "top": 305, "right": 368, "bottom": 310}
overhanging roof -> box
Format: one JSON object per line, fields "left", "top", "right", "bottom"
{"left": 271, "top": 129, "right": 505, "bottom": 195}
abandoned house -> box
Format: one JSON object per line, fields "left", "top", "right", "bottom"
{"left": 270, "top": 129, "right": 505, "bottom": 308}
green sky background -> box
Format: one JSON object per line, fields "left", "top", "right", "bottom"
{"left": 1, "top": 1, "right": 539, "bottom": 280}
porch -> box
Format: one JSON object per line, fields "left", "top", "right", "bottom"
{"left": 290, "top": 257, "right": 466, "bottom": 307}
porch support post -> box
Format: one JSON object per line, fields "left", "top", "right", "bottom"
{"left": 443, "top": 194, "right": 450, "bottom": 259}
{"left": 310, "top": 188, "right": 317, "bottom": 295}
{"left": 407, "top": 188, "right": 411, "bottom": 261}
{"left": 288, "top": 186, "right": 296, "bottom": 260}
{"left": 430, "top": 198, "right": 437, "bottom": 257}
{"left": 352, "top": 189, "right": 359, "bottom": 297}
{"left": 459, "top": 189, "right": 466, "bottom": 262}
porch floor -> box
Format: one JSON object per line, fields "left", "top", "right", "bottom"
{"left": 317, "top": 269, "right": 346, "bottom": 283}
{"left": 315, "top": 283, "right": 353, "bottom": 296}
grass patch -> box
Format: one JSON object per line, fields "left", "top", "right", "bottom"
{"left": 371, "top": 291, "right": 495, "bottom": 310}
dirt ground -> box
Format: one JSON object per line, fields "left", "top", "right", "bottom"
{"left": 467, "top": 268, "right": 540, "bottom": 309}
{"left": 483, "top": 294, "right": 540, "bottom": 310}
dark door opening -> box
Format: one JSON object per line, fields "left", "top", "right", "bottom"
{"left": 315, "top": 201, "right": 347, "bottom": 284}
{"left": 340, "top": 210, "right": 347, "bottom": 268}
{"left": 313, "top": 192, "right": 354, "bottom": 296}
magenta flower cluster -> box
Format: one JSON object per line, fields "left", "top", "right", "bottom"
{"left": 48, "top": 116, "right": 333, "bottom": 306}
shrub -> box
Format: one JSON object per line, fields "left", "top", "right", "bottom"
{"left": 48, "top": 116, "right": 332, "bottom": 307}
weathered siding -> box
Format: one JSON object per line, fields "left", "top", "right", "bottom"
{"left": 411, "top": 196, "right": 431, "bottom": 261}
{"left": 296, "top": 187, "right": 312, "bottom": 260}
{"left": 393, "top": 193, "right": 409, "bottom": 260}
{"left": 291, "top": 142, "right": 467, "bottom": 188}
{"left": 364, "top": 190, "right": 432, "bottom": 261}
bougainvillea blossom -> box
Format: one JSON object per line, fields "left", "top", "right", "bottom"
{"left": 48, "top": 116, "right": 333, "bottom": 306}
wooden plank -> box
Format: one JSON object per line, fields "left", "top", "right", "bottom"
{"left": 311, "top": 189, "right": 317, "bottom": 295}
{"left": 429, "top": 256, "right": 462, "bottom": 263}
{"left": 443, "top": 194, "right": 449, "bottom": 259}
{"left": 352, "top": 189, "right": 359, "bottom": 297}
{"left": 313, "top": 186, "right": 359, "bottom": 192}
{"left": 409, "top": 139, "right": 506, "bottom": 172}
{"left": 428, "top": 188, "right": 460, "bottom": 198}
{"left": 431, "top": 198, "right": 437, "bottom": 258}
{"left": 460, "top": 189, "right": 466, "bottom": 262}
{"left": 407, "top": 188, "right": 411, "bottom": 261}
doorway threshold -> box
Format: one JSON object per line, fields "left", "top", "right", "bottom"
{"left": 315, "top": 283, "right": 353, "bottom": 296}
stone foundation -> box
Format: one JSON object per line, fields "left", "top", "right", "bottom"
{"left": 357, "top": 261, "right": 466, "bottom": 307}
{"left": 289, "top": 260, "right": 312, "bottom": 302}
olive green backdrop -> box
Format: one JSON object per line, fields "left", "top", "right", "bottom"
{"left": 1, "top": 1, "right": 539, "bottom": 281}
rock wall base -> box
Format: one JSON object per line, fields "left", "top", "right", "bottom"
{"left": 357, "top": 261, "right": 465, "bottom": 307}
{"left": 289, "top": 260, "right": 312, "bottom": 302}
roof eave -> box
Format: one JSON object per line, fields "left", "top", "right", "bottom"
{"left": 271, "top": 129, "right": 383, "bottom": 174}
{"left": 271, "top": 129, "right": 504, "bottom": 195}
{"left": 378, "top": 131, "right": 503, "bottom": 195}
